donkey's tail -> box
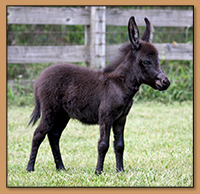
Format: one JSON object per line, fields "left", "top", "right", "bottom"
{"left": 28, "top": 90, "right": 41, "bottom": 127}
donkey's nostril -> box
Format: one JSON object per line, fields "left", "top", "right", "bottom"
{"left": 155, "top": 73, "right": 170, "bottom": 90}
{"left": 163, "top": 79, "right": 167, "bottom": 85}
{"left": 162, "top": 77, "right": 170, "bottom": 87}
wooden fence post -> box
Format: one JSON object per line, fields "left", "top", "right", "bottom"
{"left": 90, "top": 6, "right": 106, "bottom": 69}
{"left": 84, "top": 7, "right": 90, "bottom": 68}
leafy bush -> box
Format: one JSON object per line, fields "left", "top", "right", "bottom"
{"left": 7, "top": 60, "right": 193, "bottom": 106}
{"left": 7, "top": 75, "right": 34, "bottom": 106}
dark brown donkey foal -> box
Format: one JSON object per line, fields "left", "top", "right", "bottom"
{"left": 26, "top": 16, "right": 170, "bottom": 175}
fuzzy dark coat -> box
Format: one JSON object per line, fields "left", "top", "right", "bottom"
{"left": 26, "top": 16, "right": 170, "bottom": 174}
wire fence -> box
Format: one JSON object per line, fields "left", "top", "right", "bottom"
{"left": 7, "top": 24, "right": 193, "bottom": 46}
{"left": 7, "top": 6, "right": 193, "bottom": 46}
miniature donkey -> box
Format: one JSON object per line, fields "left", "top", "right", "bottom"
{"left": 26, "top": 16, "right": 170, "bottom": 175}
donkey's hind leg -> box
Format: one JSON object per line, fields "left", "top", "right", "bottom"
{"left": 47, "top": 114, "right": 69, "bottom": 171}
{"left": 26, "top": 117, "right": 50, "bottom": 172}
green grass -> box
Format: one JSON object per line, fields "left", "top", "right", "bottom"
{"left": 7, "top": 101, "right": 193, "bottom": 187}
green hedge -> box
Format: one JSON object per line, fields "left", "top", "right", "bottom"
{"left": 7, "top": 60, "right": 193, "bottom": 106}
{"left": 134, "top": 60, "right": 193, "bottom": 103}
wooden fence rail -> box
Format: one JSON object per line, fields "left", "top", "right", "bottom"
{"left": 7, "top": 6, "right": 193, "bottom": 68}
{"left": 7, "top": 6, "right": 193, "bottom": 27}
{"left": 8, "top": 43, "right": 193, "bottom": 64}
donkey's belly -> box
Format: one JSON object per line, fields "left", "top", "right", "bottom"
{"left": 71, "top": 109, "right": 99, "bottom": 125}
{"left": 63, "top": 98, "right": 99, "bottom": 125}
{"left": 77, "top": 105, "right": 99, "bottom": 124}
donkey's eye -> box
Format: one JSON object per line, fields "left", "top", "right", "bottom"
{"left": 142, "top": 60, "right": 151, "bottom": 66}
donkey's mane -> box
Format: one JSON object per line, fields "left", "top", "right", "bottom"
{"left": 103, "top": 42, "right": 132, "bottom": 73}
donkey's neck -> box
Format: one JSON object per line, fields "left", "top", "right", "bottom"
{"left": 123, "top": 61, "right": 141, "bottom": 99}
{"left": 106, "top": 55, "right": 141, "bottom": 100}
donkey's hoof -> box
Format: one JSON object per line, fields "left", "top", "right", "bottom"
{"left": 95, "top": 170, "right": 103, "bottom": 176}
{"left": 26, "top": 167, "right": 34, "bottom": 172}
{"left": 57, "top": 167, "right": 67, "bottom": 172}
{"left": 116, "top": 169, "right": 125, "bottom": 173}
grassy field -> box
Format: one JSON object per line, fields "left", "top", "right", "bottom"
{"left": 7, "top": 101, "right": 193, "bottom": 187}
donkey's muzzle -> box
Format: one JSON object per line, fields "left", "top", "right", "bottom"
{"left": 155, "top": 73, "right": 170, "bottom": 91}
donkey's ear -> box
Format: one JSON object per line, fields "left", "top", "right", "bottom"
{"left": 128, "top": 16, "right": 140, "bottom": 49}
{"left": 141, "top": 17, "right": 154, "bottom": 43}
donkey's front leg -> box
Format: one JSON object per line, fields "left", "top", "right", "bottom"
{"left": 113, "top": 116, "right": 126, "bottom": 172}
{"left": 95, "top": 123, "right": 111, "bottom": 175}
